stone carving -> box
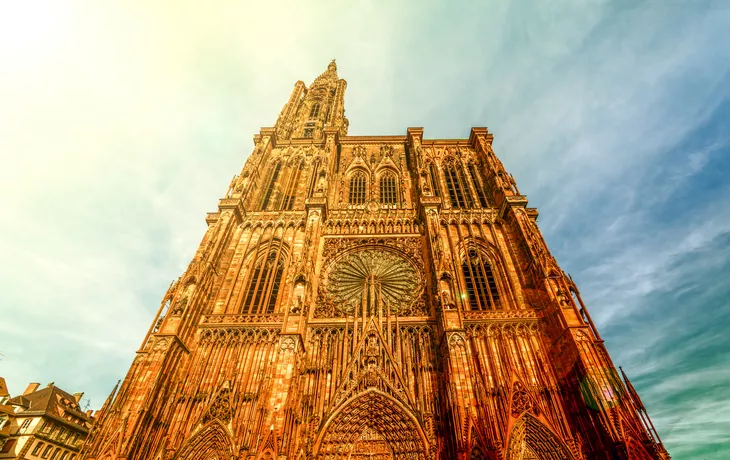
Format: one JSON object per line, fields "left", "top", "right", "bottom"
{"left": 315, "top": 171, "right": 327, "bottom": 194}
{"left": 280, "top": 336, "right": 298, "bottom": 352}
{"left": 152, "top": 338, "right": 169, "bottom": 352}
{"left": 199, "top": 327, "right": 279, "bottom": 344}
{"left": 171, "top": 296, "right": 187, "bottom": 315}
{"left": 510, "top": 382, "right": 534, "bottom": 418}
{"left": 353, "top": 144, "right": 367, "bottom": 158}
{"left": 201, "top": 314, "right": 284, "bottom": 324}
{"left": 321, "top": 236, "right": 423, "bottom": 265}
{"left": 325, "top": 249, "right": 420, "bottom": 315}
{"left": 448, "top": 333, "right": 466, "bottom": 350}
{"left": 441, "top": 290, "right": 455, "bottom": 310}
{"left": 202, "top": 387, "right": 234, "bottom": 424}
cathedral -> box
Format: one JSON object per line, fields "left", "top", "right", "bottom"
{"left": 81, "top": 61, "right": 669, "bottom": 460}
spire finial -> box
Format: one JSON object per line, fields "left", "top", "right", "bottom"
{"left": 328, "top": 59, "right": 337, "bottom": 72}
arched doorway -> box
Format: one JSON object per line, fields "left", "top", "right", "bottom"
{"left": 506, "top": 414, "right": 573, "bottom": 460}
{"left": 175, "top": 420, "right": 234, "bottom": 460}
{"left": 314, "top": 389, "right": 428, "bottom": 459}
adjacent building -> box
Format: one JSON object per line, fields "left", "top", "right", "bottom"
{"left": 0, "top": 378, "right": 12, "bottom": 452}
{"left": 81, "top": 62, "right": 668, "bottom": 459}
{"left": 0, "top": 382, "right": 93, "bottom": 460}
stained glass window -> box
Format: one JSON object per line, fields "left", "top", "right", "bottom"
{"left": 242, "top": 245, "right": 286, "bottom": 315}
{"left": 349, "top": 172, "right": 367, "bottom": 205}
{"left": 462, "top": 249, "right": 500, "bottom": 310}
{"left": 379, "top": 173, "right": 397, "bottom": 205}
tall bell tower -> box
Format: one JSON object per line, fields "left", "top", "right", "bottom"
{"left": 81, "top": 62, "right": 669, "bottom": 460}
{"left": 274, "top": 59, "right": 348, "bottom": 141}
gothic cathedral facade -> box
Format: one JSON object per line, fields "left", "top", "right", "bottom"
{"left": 81, "top": 62, "right": 669, "bottom": 460}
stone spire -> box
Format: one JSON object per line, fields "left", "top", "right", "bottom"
{"left": 274, "top": 60, "right": 348, "bottom": 141}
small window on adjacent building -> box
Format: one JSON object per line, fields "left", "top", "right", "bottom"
{"left": 1, "top": 439, "right": 16, "bottom": 453}
{"left": 50, "top": 448, "right": 61, "bottom": 460}
{"left": 42, "top": 445, "right": 53, "bottom": 458}
{"left": 20, "top": 418, "right": 32, "bottom": 430}
{"left": 32, "top": 441, "right": 45, "bottom": 456}
{"left": 41, "top": 421, "right": 51, "bottom": 433}
{"left": 60, "top": 452, "right": 69, "bottom": 460}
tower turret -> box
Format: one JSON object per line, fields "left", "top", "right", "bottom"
{"left": 275, "top": 60, "right": 348, "bottom": 141}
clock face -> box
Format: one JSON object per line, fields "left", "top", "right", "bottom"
{"left": 325, "top": 249, "right": 420, "bottom": 315}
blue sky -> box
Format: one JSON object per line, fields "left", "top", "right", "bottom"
{"left": 1, "top": 1, "right": 729, "bottom": 458}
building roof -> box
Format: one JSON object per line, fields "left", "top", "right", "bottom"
{"left": 8, "top": 384, "right": 93, "bottom": 431}
{"left": 8, "top": 395, "right": 30, "bottom": 409}
{"left": 0, "top": 377, "right": 12, "bottom": 422}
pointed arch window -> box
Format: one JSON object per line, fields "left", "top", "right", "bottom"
{"left": 444, "top": 161, "right": 471, "bottom": 208}
{"left": 309, "top": 102, "right": 320, "bottom": 119}
{"left": 461, "top": 248, "right": 500, "bottom": 310}
{"left": 242, "top": 242, "right": 287, "bottom": 315}
{"left": 429, "top": 163, "right": 440, "bottom": 197}
{"left": 468, "top": 163, "right": 489, "bottom": 207}
{"left": 349, "top": 172, "right": 367, "bottom": 205}
{"left": 379, "top": 172, "right": 397, "bottom": 206}
{"left": 308, "top": 159, "right": 321, "bottom": 196}
{"left": 261, "top": 163, "right": 281, "bottom": 210}
{"left": 281, "top": 160, "right": 304, "bottom": 210}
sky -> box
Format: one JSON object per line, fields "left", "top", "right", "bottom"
{"left": 1, "top": 0, "right": 729, "bottom": 458}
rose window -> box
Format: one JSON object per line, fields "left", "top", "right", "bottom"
{"left": 326, "top": 249, "right": 419, "bottom": 315}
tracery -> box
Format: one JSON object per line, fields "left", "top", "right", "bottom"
{"left": 240, "top": 240, "right": 288, "bottom": 315}
{"left": 468, "top": 162, "right": 490, "bottom": 207}
{"left": 261, "top": 162, "right": 282, "bottom": 210}
{"left": 349, "top": 171, "right": 367, "bottom": 205}
{"left": 443, "top": 158, "right": 472, "bottom": 208}
{"left": 325, "top": 249, "right": 420, "bottom": 316}
{"left": 461, "top": 247, "right": 501, "bottom": 310}
{"left": 379, "top": 172, "right": 397, "bottom": 206}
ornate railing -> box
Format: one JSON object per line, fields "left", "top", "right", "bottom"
{"left": 200, "top": 314, "right": 284, "bottom": 325}
{"left": 462, "top": 309, "right": 541, "bottom": 321}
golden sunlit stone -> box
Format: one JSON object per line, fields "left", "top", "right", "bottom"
{"left": 80, "top": 62, "right": 669, "bottom": 460}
